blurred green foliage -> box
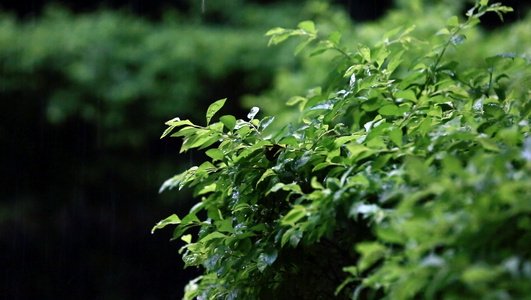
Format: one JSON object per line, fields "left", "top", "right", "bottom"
{"left": 0, "top": 3, "right": 306, "bottom": 148}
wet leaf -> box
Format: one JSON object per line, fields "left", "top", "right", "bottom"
{"left": 247, "top": 107, "right": 259, "bottom": 120}
{"left": 257, "top": 249, "right": 278, "bottom": 272}
{"left": 220, "top": 115, "right": 236, "bottom": 131}
{"left": 151, "top": 214, "right": 181, "bottom": 233}
{"left": 206, "top": 98, "right": 227, "bottom": 125}
{"left": 358, "top": 43, "right": 371, "bottom": 62}
{"left": 450, "top": 34, "right": 466, "bottom": 45}
{"left": 298, "top": 20, "right": 316, "bottom": 34}
{"left": 281, "top": 205, "right": 307, "bottom": 226}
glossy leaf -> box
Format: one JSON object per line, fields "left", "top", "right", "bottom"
{"left": 151, "top": 214, "right": 181, "bottom": 233}
{"left": 298, "top": 20, "right": 316, "bottom": 34}
{"left": 220, "top": 115, "right": 236, "bottom": 131}
{"left": 206, "top": 98, "right": 227, "bottom": 125}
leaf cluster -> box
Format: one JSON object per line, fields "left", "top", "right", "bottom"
{"left": 156, "top": 1, "right": 531, "bottom": 299}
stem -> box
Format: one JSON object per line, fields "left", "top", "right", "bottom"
{"left": 433, "top": 38, "right": 452, "bottom": 71}
{"left": 333, "top": 45, "right": 353, "bottom": 62}
{"left": 487, "top": 67, "right": 494, "bottom": 96}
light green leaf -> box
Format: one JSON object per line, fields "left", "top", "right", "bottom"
{"left": 200, "top": 232, "right": 227, "bottom": 243}
{"left": 358, "top": 44, "right": 371, "bottom": 62}
{"left": 389, "top": 127, "right": 403, "bottom": 147}
{"left": 417, "top": 116, "right": 433, "bottom": 136}
{"left": 378, "top": 104, "right": 406, "bottom": 116}
{"left": 236, "top": 140, "right": 271, "bottom": 161}
{"left": 181, "top": 234, "right": 192, "bottom": 244}
{"left": 268, "top": 32, "right": 293, "bottom": 46}
{"left": 446, "top": 16, "right": 459, "bottom": 29}
{"left": 287, "top": 96, "right": 307, "bottom": 107}
{"left": 328, "top": 31, "right": 342, "bottom": 45}
{"left": 215, "top": 219, "right": 234, "bottom": 233}
{"left": 298, "top": 20, "right": 316, "bottom": 34}
{"left": 462, "top": 265, "right": 501, "bottom": 283}
{"left": 198, "top": 136, "right": 221, "bottom": 150}
{"left": 346, "top": 143, "right": 374, "bottom": 160}
{"left": 197, "top": 183, "right": 217, "bottom": 196}
{"left": 387, "top": 50, "right": 405, "bottom": 74}
{"left": 294, "top": 38, "right": 314, "bottom": 55}
{"left": 265, "top": 27, "right": 286, "bottom": 36}
{"left": 205, "top": 148, "right": 225, "bottom": 161}
{"left": 311, "top": 177, "right": 324, "bottom": 189}
{"left": 151, "top": 214, "right": 181, "bottom": 233}
{"left": 278, "top": 136, "right": 299, "bottom": 147}
{"left": 375, "top": 46, "right": 390, "bottom": 68}
{"left": 161, "top": 118, "right": 195, "bottom": 139}
{"left": 428, "top": 106, "right": 442, "bottom": 117}
{"left": 206, "top": 98, "right": 227, "bottom": 125}
{"left": 171, "top": 126, "right": 200, "bottom": 138}
{"left": 309, "top": 42, "right": 334, "bottom": 57}
{"left": 376, "top": 227, "right": 405, "bottom": 244}
{"left": 312, "top": 162, "right": 330, "bottom": 172}
{"left": 181, "top": 213, "right": 201, "bottom": 226}
{"left": 447, "top": 86, "right": 470, "bottom": 99}
{"left": 394, "top": 89, "right": 417, "bottom": 102}
{"left": 164, "top": 117, "right": 194, "bottom": 127}
{"left": 334, "top": 135, "right": 360, "bottom": 147}
{"left": 189, "top": 133, "right": 214, "bottom": 149}
{"left": 436, "top": 28, "right": 451, "bottom": 35}
{"left": 383, "top": 26, "right": 403, "bottom": 40}
{"left": 220, "top": 115, "right": 236, "bottom": 131}
{"left": 161, "top": 126, "right": 176, "bottom": 139}
{"left": 270, "top": 182, "right": 302, "bottom": 194}
{"left": 478, "top": 138, "right": 500, "bottom": 152}
{"left": 356, "top": 242, "right": 386, "bottom": 272}
{"left": 281, "top": 205, "right": 307, "bottom": 226}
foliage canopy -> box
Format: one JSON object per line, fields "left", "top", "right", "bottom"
{"left": 155, "top": 1, "right": 531, "bottom": 299}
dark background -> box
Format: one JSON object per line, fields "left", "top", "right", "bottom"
{"left": 5, "top": 0, "right": 530, "bottom": 23}
{"left": 1, "top": 0, "right": 529, "bottom": 299}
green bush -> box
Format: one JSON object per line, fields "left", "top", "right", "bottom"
{"left": 246, "top": 0, "right": 531, "bottom": 131}
{"left": 155, "top": 0, "right": 531, "bottom": 299}
{"left": 0, "top": 3, "right": 309, "bottom": 148}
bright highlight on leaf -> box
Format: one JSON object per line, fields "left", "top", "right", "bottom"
{"left": 151, "top": 214, "right": 181, "bottom": 233}
{"left": 247, "top": 106, "right": 259, "bottom": 120}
